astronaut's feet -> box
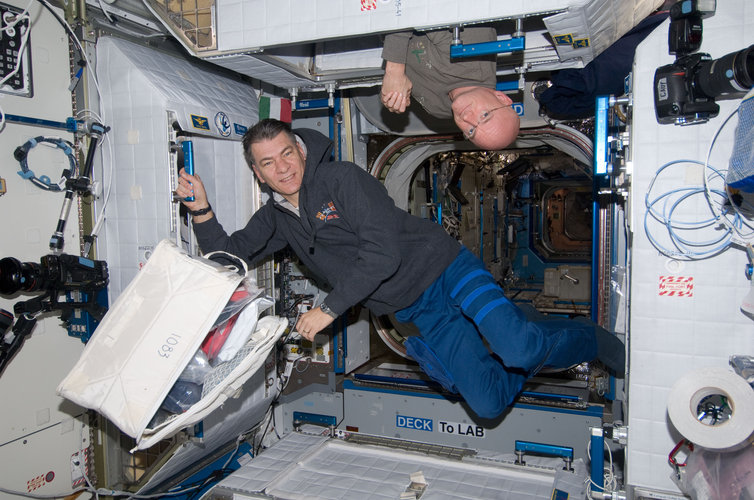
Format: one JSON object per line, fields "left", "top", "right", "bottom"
{"left": 595, "top": 325, "right": 625, "bottom": 377}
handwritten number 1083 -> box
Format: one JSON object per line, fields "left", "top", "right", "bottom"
{"left": 158, "top": 334, "right": 181, "bottom": 358}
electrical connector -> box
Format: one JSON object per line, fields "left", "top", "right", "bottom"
{"left": 283, "top": 359, "right": 295, "bottom": 379}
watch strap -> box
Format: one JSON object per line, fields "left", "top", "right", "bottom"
{"left": 320, "top": 302, "right": 338, "bottom": 318}
{"left": 188, "top": 204, "right": 212, "bottom": 216}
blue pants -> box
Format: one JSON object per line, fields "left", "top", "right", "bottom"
{"left": 395, "top": 247, "right": 598, "bottom": 419}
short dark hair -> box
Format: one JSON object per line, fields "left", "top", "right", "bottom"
{"left": 242, "top": 118, "right": 296, "bottom": 167}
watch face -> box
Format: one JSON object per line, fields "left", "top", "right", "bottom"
{"left": 320, "top": 303, "right": 336, "bottom": 317}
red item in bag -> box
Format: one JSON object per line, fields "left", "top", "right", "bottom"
{"left": 201, "top": 315, "right": 238, "bottom": 361}
{"left": 200, "top": 288, "right": 249, "bottom": 360}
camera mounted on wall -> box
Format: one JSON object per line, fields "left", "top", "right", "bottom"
{"left": 0, "top": 253, "right": 108, "bottom": 376}
{"left": 654, "top": 0, "right": 754, "bottom": 125}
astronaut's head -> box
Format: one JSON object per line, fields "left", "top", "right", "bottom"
{"left": 449, "top": 86, "right": 520, "bottom": 150}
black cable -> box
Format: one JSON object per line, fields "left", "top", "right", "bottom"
{"left": 254, "top": 410, "right": 274, "bottom": 457}
{"left": 271, "top": 401, "right": 281, "bottom": 439}
{"left": 184, "top": 468, "right": 235, "bottom": 500}
{"left": 285, "top": 296, "right": 308, "bottom": 315}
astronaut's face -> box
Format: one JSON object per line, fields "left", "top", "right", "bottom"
{"left": 250, "top": 131, "right": 307, "bottom": 204}
{"left": 450, "top": 87, "right": 520, "bottom": 150}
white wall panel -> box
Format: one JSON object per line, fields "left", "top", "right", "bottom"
{"left": 96, "top": 36, "right": 258, "bottom": 301}
{"left": 627, "top": 1, "right": 754, "bottom": 494}
{"left": 0, "top": 1, "right": 91, "bottom": 497}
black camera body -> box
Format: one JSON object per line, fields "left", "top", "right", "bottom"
{"left": 0, "top": 253, "right": 109, "bottom": 375}
{"left": 0, "top": 254, "right": 108, "bottom": 296}
{"left": 654, "top": 52, "right": 720, "bottom": 125}
{"left": 655, "top": 47, "right": 754, "bottom": 125}
{"left": 654, "top": 1, "right": 753, "bottom": 125}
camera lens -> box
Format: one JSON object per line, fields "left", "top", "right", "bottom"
{"left": 0, "top": 257, "right": 42, "bottom": 294}
{"left": 696, "top": 45, "right": 754, "bottom": 99}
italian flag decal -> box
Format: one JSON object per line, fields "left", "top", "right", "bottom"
{"left": 259, "top": 95, "right": 292, "bottom": 123}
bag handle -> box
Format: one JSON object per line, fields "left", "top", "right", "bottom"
{"left": 203, "top": 250, "right": 249, "bottom": 277}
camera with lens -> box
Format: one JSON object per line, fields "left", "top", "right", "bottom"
{"left": 654, "top": 46, "right": 754, "bottom": 125}
{"left": 654, "top": 0, "right": 754, "bottom": 125}
{"left": 0, "top": 253, "right": 108, "bottom": 376}
{"left": 0, "top": 254, "right": 108, "bottom": 297}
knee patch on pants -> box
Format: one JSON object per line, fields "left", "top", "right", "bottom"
{"left": 404, "top": 336, "right": 458, "bottom": 393}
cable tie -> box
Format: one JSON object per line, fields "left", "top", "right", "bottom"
{"left": 31, "top": 178, "right": 58, "bottom": 191}
{"left": 17, "top": 169, "right": 34, "bottom": 179}
{"left": 68, "top": 68, "right": 82, "bottom": 92}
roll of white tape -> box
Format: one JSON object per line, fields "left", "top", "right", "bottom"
{"left": 668, "top": 368, "right": 754, "bottom": 451}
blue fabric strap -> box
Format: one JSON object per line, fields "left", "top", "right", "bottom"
{"left": 450, "top": 269, "right": 490, "bottom": 298}
{"left": 460, "top": 283, "right": 498, "bottom": 311}
{"left": 473, "top": 297, "right": 510, "bottom": 324}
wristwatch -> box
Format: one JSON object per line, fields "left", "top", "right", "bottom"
{"left": 188, "top": 203, "right": 212, "bottom": 216}
{"left": 320, "top": 302, "right": 338, "bottom": 318}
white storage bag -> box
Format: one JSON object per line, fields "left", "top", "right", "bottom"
{"left": 137, "top": 314, "right": 286, "bottom": 450}
{"left": 57, "top": 239, "right": 282, "bottom": 447}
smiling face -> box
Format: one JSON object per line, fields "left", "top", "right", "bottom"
{"left": 449, "top": 86, "right": 520, "bottom": 150}
{"left": 250, "top": 131, "right": 307, "bottom": 206}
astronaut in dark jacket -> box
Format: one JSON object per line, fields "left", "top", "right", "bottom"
{"left": 177, "top": 119, "right": 623, "bottom": 419}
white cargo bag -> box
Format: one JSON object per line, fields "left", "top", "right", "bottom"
{"left": 57, "top": 239, "right": 283, "bottom": 447}
{"left": 137, "top": 314, "right": 286, "bottom": 450}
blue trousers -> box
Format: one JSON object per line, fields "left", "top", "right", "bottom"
{"left": 395, "top": 247, "right": 598, "bottom": 419}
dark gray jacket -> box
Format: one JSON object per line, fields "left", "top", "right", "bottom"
{"left": 193, "top": 128, "right": 460, "bottom": 316}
